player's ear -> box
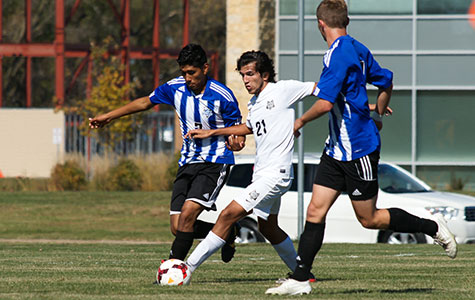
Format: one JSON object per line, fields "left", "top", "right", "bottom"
{"left": 262, "top": 71, "right": 270, "bottom": 82}
{"left": 318, "top": 19, "right": 325, "bottom": 31}
{"left": 202, "top": 63, "right": 210, "bottom": 75}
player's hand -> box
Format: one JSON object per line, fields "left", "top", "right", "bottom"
{"left": 293, "top": 118, "right": 305, "bottom": 138}
{"left": 89, "top": 115, "right": 111, "bottom": 129}
{"left": 185, "top": 129, "right": 211, "bottom": 140}
{"left": 369, "top": 104, "right": 393, "bottom": 116}
{"left": 226, "top": 135, "right": 246, "bottom": 151}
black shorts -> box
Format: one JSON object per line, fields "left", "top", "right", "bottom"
{"left": 314, "top": 151, "right": 379, "bottom": 200}
{"left": 170, "top": 162, "right": 231, "bottom": 214}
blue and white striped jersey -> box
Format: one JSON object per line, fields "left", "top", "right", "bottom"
{"left": 149, "top": 76, "right": 242, "bottom": 166}
{"left": 315, "top": 35, "right": 393, "bottom": 161}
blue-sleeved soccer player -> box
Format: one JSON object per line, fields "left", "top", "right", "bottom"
{"left": 267, "top": 0, "right": 457, "bottom": 296}
{"left": 89, "top": 44, "right": 244, "bottom": 264}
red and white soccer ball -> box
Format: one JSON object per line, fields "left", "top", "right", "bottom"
{"left": 156, "top": 259, "right": 191, "bottom": 286}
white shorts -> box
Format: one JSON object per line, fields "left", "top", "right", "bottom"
{"left": 234, "top": 174, "right": 292, "bottom": 220}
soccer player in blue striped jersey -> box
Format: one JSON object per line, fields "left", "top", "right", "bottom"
{"left": 89, "top": 44, "right": 244, "bottom": 264}
{"left": 267, "top": 0, "right": 457, "bottom": 296}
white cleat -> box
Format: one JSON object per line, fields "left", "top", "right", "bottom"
{"left": 433, "top": 214, "right": 457, "bottom": 259}
{"left": 265, "top": 278, "right": 311, "bottom": 295}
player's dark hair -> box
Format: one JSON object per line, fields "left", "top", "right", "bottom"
{"left": 177, "top": 44, "right": 208, "bottom": 68}
{"left": 236, "top": 51, "right": 276, "bottom": 83}
{"left": 316, "top": 0, "right": 349, "bottom": 28}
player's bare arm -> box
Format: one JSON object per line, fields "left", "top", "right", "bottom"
{"left": 294, "top": 99, "right": 333, "bottom": 137}
{"left": 89, "top": 96, "right": 154, "bottom": 129}
{"left": 374, "top": 84, "right": 392, "bottom": 116}
{"left": 186, "top": 124, "right": 252, "bottom": 140}
{"left": 369, "top": 103, "right": 392, "bottom": 116}
{"left": 370, "top": 84, "right": 393, "bottom": 131}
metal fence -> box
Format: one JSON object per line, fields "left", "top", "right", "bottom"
{"left": 64, "top": 111, "right": 175, "bottom": 156}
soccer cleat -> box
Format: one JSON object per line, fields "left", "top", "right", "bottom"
{"left": 265, "top": 278, "right": 311, "bottom": 295}
{"left": 221, "top": 223, "right": 240, "bottom": 263}
{"left": 275, "top": 272, "right": 316, "bottom": 284}
{"left": 433, "top": 214, "right": 457, "bottom": 259}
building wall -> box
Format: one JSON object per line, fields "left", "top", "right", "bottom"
{"left": 226, "top": 0, "right": 260, "bottom": 154}
{"left": 276, "top": 0, "right": 475, "bottom": 191}
{"left": 0, "top": 109, "right": 64, "bottom": 177}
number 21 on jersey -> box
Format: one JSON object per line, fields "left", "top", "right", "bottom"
{"left": 255, "top": 120, "right": 267, "bottom": 136}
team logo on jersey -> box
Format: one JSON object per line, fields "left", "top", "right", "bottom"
{"left": 203, "top": 107, "right": 214, "bottom": 118}
{"left": 249, "top": 190, "right": 260, "bottom": 200}
{"left": 266, "top": 100, "right": 275, "bottom": 110}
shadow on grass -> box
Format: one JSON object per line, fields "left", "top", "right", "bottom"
{"left": 339, "top": 288, "right": 434, "bottom": 295}
{"left": 198, "top": 277, "right": 337, "bottom": 284}
{"left": 381, "top": 288, "right": 434, "bottom": 294}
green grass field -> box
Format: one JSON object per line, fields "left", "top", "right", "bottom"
{"left": 1, "top": 192, "right": 474, "bottom": 299}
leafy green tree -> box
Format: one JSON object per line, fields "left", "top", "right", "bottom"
{"left": 60, "top": 37, "right": 141, "bottom": 152}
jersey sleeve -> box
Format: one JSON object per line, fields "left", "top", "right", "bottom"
{"left": 245, "top": 101, "right": 253, "bottom": 130}
{"left": 366, "top": 53, "right": 393, "bottom": 88}
{"left": 279, "top": 81, "right": 317, "bottom": 107}
{"left": 148, "top": 82, "right": 175, "bottom": 106}
{"left": 220, "top": 93, "right": 242, "bottom": 127}
{"left": 315, "top": 49, "right": 347, "bottom": 103}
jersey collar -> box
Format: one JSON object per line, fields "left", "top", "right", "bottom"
{"left": 201, "top": 76, "right": 215, "bottom": 100}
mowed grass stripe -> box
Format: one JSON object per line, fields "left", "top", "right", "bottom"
{"left": 2, "top": 242, "right": 473, "bottom": 299}
{"left": 1, "top": 192, "right": 474, "bottom": 299}
{"left": 0, "top": 191, "right": 173, "bottom": 241}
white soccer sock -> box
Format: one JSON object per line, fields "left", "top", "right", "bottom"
{"left": 186, "top": 231, "right": 226, "bottom": 272}
{"left": 272, "top": 236, "right": 297, "bottom": 271}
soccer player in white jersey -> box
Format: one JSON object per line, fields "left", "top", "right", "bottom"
{"left": 183, "top": 50, "right": 319, "bottom": 280}
{"left": 89, "top": 44, "right": 245, "bottom": 265}
{"left": 266, "top": 0, "right": 457, "bottom": 296}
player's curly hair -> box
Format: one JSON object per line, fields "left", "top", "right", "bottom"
{"left": 177, "top": 44, "right": 207, "bottom": 67}
{"left": 236, "top": 51, "right": 276, "bottom": 83}
{"left": 317, "top": 0, "right": 349, "bottom": 29}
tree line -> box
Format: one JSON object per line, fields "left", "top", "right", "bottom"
{"left": 2, "top": 0, "right": 226, "bottom": 108}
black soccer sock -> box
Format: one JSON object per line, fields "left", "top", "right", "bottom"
{"left": 291, "top": 221, "right": 326, "bottom": 281}
{"left": 169, "top": 231, "right": 194, "bottom": 260}
{"left": 388, "top": 208, "right": 438, "bottom": 236}
{"left": 193, "top": 220, "right": 215, "bottom": 239}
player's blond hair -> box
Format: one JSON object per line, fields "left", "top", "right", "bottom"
{"left": 316, "top": 0, "right": 349, "bottom": 29}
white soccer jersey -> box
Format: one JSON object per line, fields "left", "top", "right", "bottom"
{"left": 245, "top": 80, "right": 316, "bottom": 178}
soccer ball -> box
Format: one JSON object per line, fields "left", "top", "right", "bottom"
{"left": 156, "top": 259, "right": 191, "bottom": 286}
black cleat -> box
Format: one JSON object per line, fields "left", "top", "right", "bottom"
{"left": 221, "top": 223, "right": 240, "bottom": 263}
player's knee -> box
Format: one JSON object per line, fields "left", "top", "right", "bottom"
{"left": 306, "top": 203, "right": 326, "bottom": 222}
{"left": 358, "top": 217, "right": 378, "bottom": 229}
{"left": 177, "top": 210, "right": 199, "bottom": 232}
{"left": 179, "top": 212, "right": 196, "bottom": 227}
{"left": 219, "top": 207, "right": 236, "bottom": 220}
{"left": 219, "top": 207, "right": 243, "bottom": 225}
